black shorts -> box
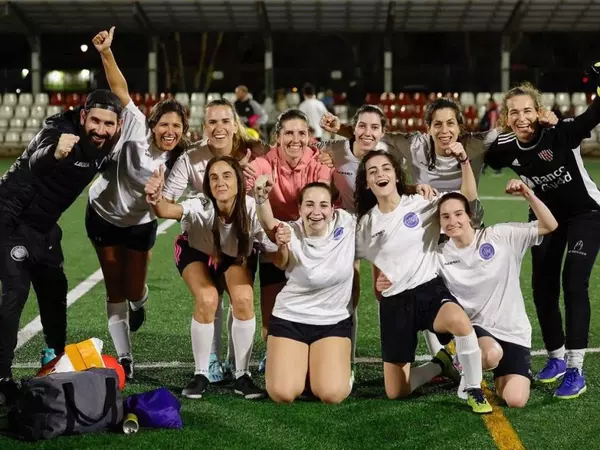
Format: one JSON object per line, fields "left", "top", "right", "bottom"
{"left": 174, "top": 233, "right": 258, "bottom": 282}
{"left": 268, "top": 314, "right": 352, "bottom": 346}
{"left": 259, "top": 261, "right": 287, "bottom": 287}
{"left": 85, "top": 203, "right": 157, "bottom": 252}
{"left": 474, "top": 326, "right": 532, "bottom": 380}
{"left": 379, "top": 276, "right": 459, "bottom": 363}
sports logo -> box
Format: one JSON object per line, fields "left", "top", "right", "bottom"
{"left": 538, "top": 149, "right": 554, "bottom": 162}
{"left": 333, "top": 227, "right": 344, "bottom": 240}
{"left": 511, "top": 158, "right": 521, "bottom": 167}
{"left": 479, "top": 243, "right": 495, "bottom": 260}
{"left": 568, "top": 240, "right": 587, "bottom": 256}
{"left": 10, "top": 245, "right": 28, "bottom": 262}
{"left": 574, "top": 240, "right": 584, "bottom": 252}
{"left": 403, "top": 212, "right": 419, "bottom": 228}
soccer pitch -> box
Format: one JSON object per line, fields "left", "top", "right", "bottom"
{"left": 2, "top": 157, "right": 600, "bottom": 449}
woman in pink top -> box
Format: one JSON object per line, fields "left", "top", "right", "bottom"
{"left": 246, "top": 109, "right": 332, "bottom": 371}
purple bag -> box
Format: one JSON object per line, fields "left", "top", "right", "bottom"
{"left": 124, "top": 388, "right": 182, "bottom": 430}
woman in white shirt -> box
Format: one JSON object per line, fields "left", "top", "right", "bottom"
{"left": 436, "top": 180, "right": 558, "bottom": 407}
{"left": 253, "top": 179, "right": 355, "bottom": 404}
{"left": 86, "top": 27, "right": 190, "bottom": 379}
{"left": 163, "top": 98, "right": 266, "bottom": 384}
{"left": 145, "top": 155, "right": 278, "bottom": 400}
{"left": 355, "top": 148, "right": 492, "bottom": 414}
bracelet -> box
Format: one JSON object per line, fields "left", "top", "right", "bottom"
{"left": 459, "top": 157, "right": 469, "bottom": 164}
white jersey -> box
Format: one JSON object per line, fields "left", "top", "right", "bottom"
{"left": 180, "top": 194, "right": 277, "bottom": 257}
{"left": 163, "top": 142, "right": 213, "bottom": 201}
{"left": 356, "top": 194, "right": 442, "bottom": 296}
{"left": 273, "top": 209, "right": 356, "bottom": 326}
{"left": 298, "top": 98, "right": 328, "bottom": 139}
{"left": 381, "top": 130, "right": 498, "bottom": 190}
{"left": 89, "top": 101, "right": 169, "bottom": 227}
{"left": 437, "top": 222, "right": 542, "bottom": 348}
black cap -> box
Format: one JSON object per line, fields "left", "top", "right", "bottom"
{"left": 84, "top": 89, "right": 123, "bottom": 118}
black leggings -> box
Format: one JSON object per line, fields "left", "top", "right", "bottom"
{"left": 531, "top": 210, "right": 600, "bottom": 351}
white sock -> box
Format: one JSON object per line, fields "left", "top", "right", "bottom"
{"left": 211, "top": 296, "right": 224, "bottom": 358}
{"left": 455, "top": 331, "right": 482, "bottom": 390}
{"left": 423, "top": 330, "right": 444, "bottom": 356}
{"left": 410, "top": 362, "right": 442, "bottom": 393}
{"left": 107, "top": 301, "right": 131, "bottom": 358}
{"left": 129, "top": 285, "right": 148, "bottom": 311}
{"left": 191, "top": 318, "right": 214, "bottom": 375}
{"left": 566, "top": 349, "right": 585, "bottom": 371}
{"left": 226, "top": 305, "right": 235, "bottom": 364}
{"left": 232, "top": 316, "right": 255, "bottom": 379}
{"left": 549, "top": 345, "right": 566, "bottom": 360}
{"left": 350, "top": 309, "right": 358, "bottom": 364}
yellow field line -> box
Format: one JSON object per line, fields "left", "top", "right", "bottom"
{"left": 481, "top": 382, "right": 525, "bottom": 450}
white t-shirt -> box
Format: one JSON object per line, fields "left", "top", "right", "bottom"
{"left": 180, "top": 194, "right": 277, "bottom": 257}
{"left": 298, "top": 98, "right": 328, "bottom": 139}
{"left": 273, "top": 209, "right": 356, "bottom": 325}
{"left": 163, "top": 142, "right": 213, "bottom": 201}
{"left": 89, "top": 101, "right": 169, "bottom": 227}
{"left": 437, "top": 222, "right": 542, "bottom": 348}
{"left": 356, "top": 194, "right": 441, "bottom": 296}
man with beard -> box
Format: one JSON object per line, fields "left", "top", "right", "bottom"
{"left": 0, "top": 89, "right": 123, "bottom": 405}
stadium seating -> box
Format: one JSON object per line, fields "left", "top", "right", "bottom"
{"left": 1, "top": 90, "right": 599, "bottom": 152}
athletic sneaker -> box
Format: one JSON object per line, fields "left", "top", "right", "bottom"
{"left": 537, "top": 357, "right": 566, "bottom": 383}
{"left": 40, "top": 347, "right": 56, "bottom": 366}
{"left": 465, "top": 388, "right": 493, "bottom": 414}
{"left": 0, "top": 378, "right": 18, "bottom": 406}
{"left": 182, "top": 374, "right": 210, "bottom": 399}
{"left": 233, "top": 374, "right": 267, "bottom": 399}
{"left": 128, "top": 302, "right": 146, "bottom": 333}
{"left": 350, "top": 365, "right": 356, "bottom": 392}
{"left": 208, "top": 353, "right": 224, "bottom": 383}
{"left": 257, "top": 353, "right": 267, "bottom": 374}
{"left": 118, "top": 357, "right": 134, "bottom": 381}
{"left": 554, "top": 368, "right": 587, "bottom": 399}
{"left": 432, "top": 349, "right": 461, "bottom": 384}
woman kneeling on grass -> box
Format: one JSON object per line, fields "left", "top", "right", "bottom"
{"left": 435, "top": 180, "right": 557, "bottom": 407}
{"left": 145, "top": 156, "right": 279, "bottom": 400}
{"left": 254, "top": 179, "right": 354, "bottom": 404}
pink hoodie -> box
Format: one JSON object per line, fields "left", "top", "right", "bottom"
{"left": 247, "top": 146, "right": 332, "bottom": 221}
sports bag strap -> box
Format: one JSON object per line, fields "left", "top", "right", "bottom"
{"left": 63, "top": 377, "right": 118, "bottom": 429}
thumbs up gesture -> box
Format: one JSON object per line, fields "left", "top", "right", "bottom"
{"left": 92, "top": 26, "right": 115, "bottom": 54}
{"left": 145, "top": 165, "right": 165, "bottom": 205}
{"left": 239, "top": 149, "right": 258, "bottom": 180}
{"left": 274, "top": 222, "right": 291, "bottom": 247}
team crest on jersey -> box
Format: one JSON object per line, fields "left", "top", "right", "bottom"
{"left": 10, "top": 245, "right": 28, "bottom": 262}
{"left": 333, "top": 227, "right": 344, "bottom": 240}
{"left": 538, "top": 149, "right": 554, "bottom": 162}
{"left": 479, "top": 243, "right": 495, "bottom": 260}
{"left": 403, "top": 212, "right": 419, "bottom": 228}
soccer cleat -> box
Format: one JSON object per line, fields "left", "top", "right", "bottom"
{"left": 208, "top": 353, "right": 225, "bottom": 384}
{"left": 536, "top": 357, "right": 566, "bottom": 383}
{"left": 349, "top": 365, "right": 356, "bottom": 392}
{"left": 432, "top": 348, "right": 461, "bottom": 384}
{"left": 118, "top": 357, "right": 134, "bottom": 381}
{"left": 257, "top": 353, "right": 267, "bottom": 374}
{"left": 128, "top": 302, "right": 146, "bottom": 333}
{"left": 554, "top": 368, "right": 587, "bottom": 399}
{"left": 40, "top": 347, "right": 56, "bottom": 366}
{"left": 465, "top": 388, "right": 493, "bottom": 414}
{"left": 0, "top": 378, "right": 18, "bottom": 406}
{"left": 182, "top": 374, "right": 210, "bottom": 399}
{"left": 233, "top": 374, "right": 267, "bottom": 400}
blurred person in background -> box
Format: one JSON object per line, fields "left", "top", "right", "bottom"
{"left": 235, "top": 85, "right": 269, "bottom": 129}
{"left": 299, "top": 83, "right": 328, "bottom": 142}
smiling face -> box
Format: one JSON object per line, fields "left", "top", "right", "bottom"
{"left": 80, "top": 108, "right": 121, "bottom": 149}
{"left": 365, "top": 154, "right": 398, "bottom": 199}
{"left": 151, "top": 111, "right": 183, "bottom": 152}
{"left": 354, "top": 111, "right": 384, "bottom": 154}
{"left": 506, "top": 94, "right": 539, "bottom": 143}
{"left": 428, "top": 107, "right": 460, "bottom": 151}
{"left": 205, "top": 104, "right": 237, "bottom": 152}
{"left": 439, "top": 198, "right": 472, "bottom": 239}
{"left": 277, "top": 118, "right": 310, "bottom": 163}
{"left": 208, "top": 160, "right": 238, "bottom": 204}
{"left": 299, "top": 186, "right": 334, "bottom": 236}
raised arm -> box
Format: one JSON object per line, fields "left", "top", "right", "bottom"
{"left": 29, "top": 131, "right": 76, "bottom": 175}
{"left": 253, "top": 175, "right": 280, "bottom": 233}
{"left": 505, "top": 179, "right": 558, "bottom": 235}
{"left": 145, "top": 165, "right": 184, "bottom": 220}
{"left": 93, "top": 27, "right": 131, "bottom": 107}
{"left": 445, "top": 142, "right": 477, "bottom": 201}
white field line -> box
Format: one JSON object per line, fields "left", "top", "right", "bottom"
{"left": 15, "top": 219, "right": 177, "bottom": 351}
{"left": 13, "top": 348, "right": 600, "bottom": 369}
